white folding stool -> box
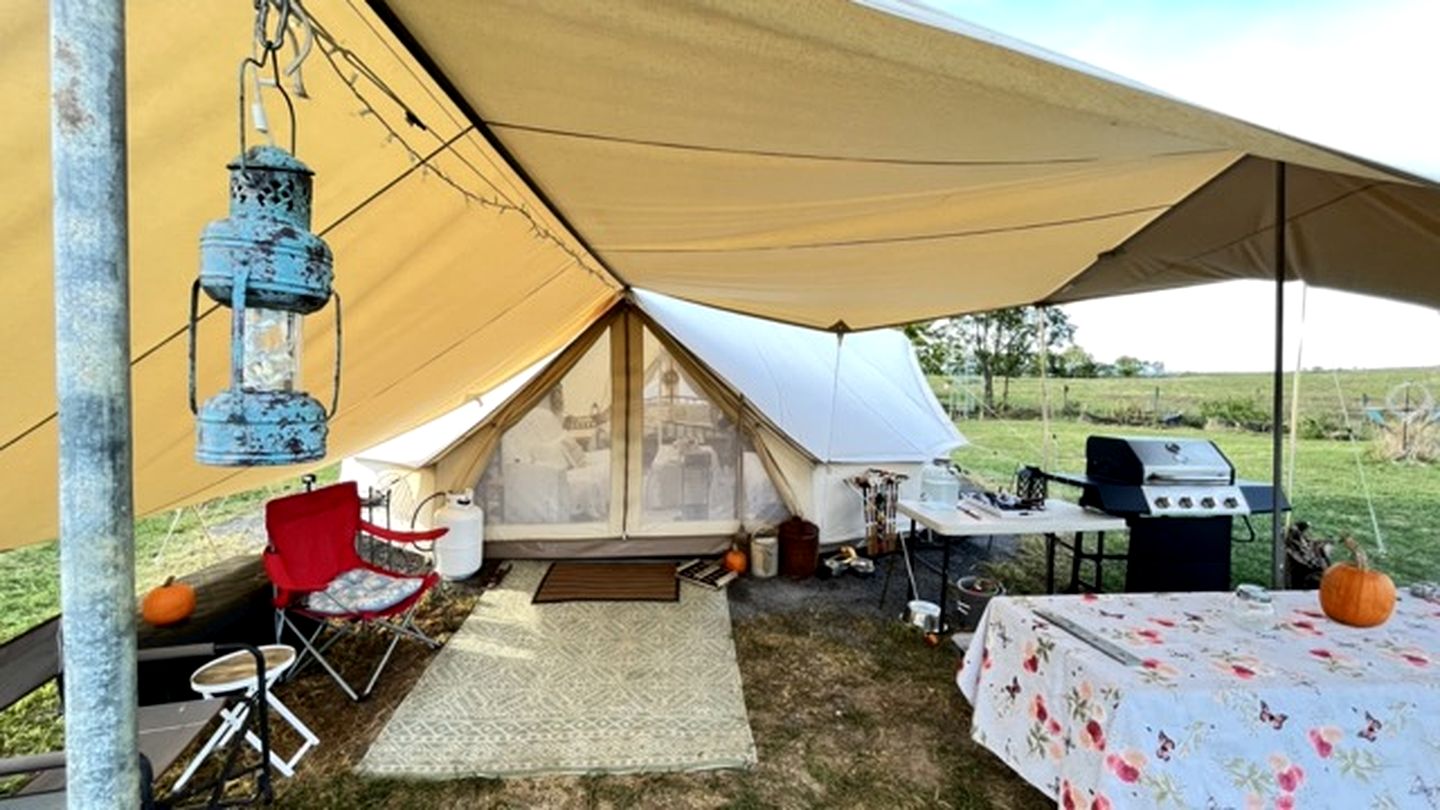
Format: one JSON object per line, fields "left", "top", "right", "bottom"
{"left": 173, "top": 644, "right": 318, "bottom": 791}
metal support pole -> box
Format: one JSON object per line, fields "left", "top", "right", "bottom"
{"left": 1271, "top": 161, "right": 1287, "bottom": 589}
{"left": 50, "top": 1, "right": 138, "bottom": 806}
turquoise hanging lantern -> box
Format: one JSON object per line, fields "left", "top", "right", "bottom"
{"left": 190, "top": 2, "right": 339, "bottom": 466}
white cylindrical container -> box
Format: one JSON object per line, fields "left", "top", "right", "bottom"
{"left": 920, "top": 459, "right": 960, "bottom": 505}
{"left": 433, "top": 489, "right": 484, "bottom": 580}
{"left": 751, "top": 535, "right": 779, "bottom": 578}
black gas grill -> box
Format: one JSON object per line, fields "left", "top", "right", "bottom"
{"left": 1052, "top": 436, "right": 1287, "bottom": 592}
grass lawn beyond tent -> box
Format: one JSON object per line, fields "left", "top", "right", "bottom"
{"left": 932, "top": 367, "right": 1440, "bottom": 429}
{"left": 954, "top": 418, "right": 1440, "bottom": 587}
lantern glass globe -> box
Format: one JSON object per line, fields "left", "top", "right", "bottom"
{"left": 242, "top": 307, "right": 303, "bottom": 392}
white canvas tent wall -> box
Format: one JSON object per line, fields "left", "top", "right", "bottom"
{"left": 5, "top": 0, "right": 1440, "bottom": 552}
{"left": 343, "top": 290, "right": 964, "bottom": 556}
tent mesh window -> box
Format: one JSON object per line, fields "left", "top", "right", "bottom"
{"left": 638, "top": 327, "right": 740, "bottom": 529}
{"left": 479, "top": 328, "right": 613, "bottom": 527}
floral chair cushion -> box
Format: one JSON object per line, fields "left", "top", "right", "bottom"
{"left": 305, "top": 568, "right": 424, "bottom": 615}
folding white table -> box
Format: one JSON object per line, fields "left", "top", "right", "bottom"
{"left": 895, "top": 498, "right": 1128, "bottom": 622}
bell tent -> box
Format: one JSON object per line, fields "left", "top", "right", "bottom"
{"left": 4, "top": 0, "right": 1440, "bottom": 550}
{"left": 342, "top": 290, "right": 964, "bottom": 557}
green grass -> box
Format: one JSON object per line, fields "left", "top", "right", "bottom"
{"left": 932, "top": 366, "right": 1440, "bottom": 426}
{"left": 954, "top": 418, "right": 1440, "bottom": 587}
{"left": 0, "top": 466, "right": 338, "bottom": 645}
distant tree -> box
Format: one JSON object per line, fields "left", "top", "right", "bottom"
{"left": 961, "top": 307, "right": 1075, "bottom": 410}
{"left": 904, "top": 306, "right": 1078, "bottom": 410}
{"left": 1057, "top": 345, "right": 1099, "bottom": 378}
{"left": 903, "top": 320, "right": 963, "bottom": 376}
{"left": 1114, "top": 355, "right": 1145, "bottom": 378}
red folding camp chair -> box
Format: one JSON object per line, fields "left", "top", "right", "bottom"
{"left": 263, "top": 481, "right": 446, "bottom": 701}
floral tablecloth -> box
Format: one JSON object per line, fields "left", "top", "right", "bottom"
{"left": 958, "top": 591, "right": 1440, "bottom": 809}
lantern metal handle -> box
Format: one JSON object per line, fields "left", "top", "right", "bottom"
{"left": 326, "top": 291, "right": 343, "bottom": 419}
{"left": 187, "top": 279, "right": 202, "bottom": 414}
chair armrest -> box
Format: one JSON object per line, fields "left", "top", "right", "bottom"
{"left": 261, "top": 549, "right": 305, "bottom": 591}
{"left": 361, "top": 520, "right": 448, "bottom": 543}
{"left": 261, "top": 550, "right": 317, "bottom": 608}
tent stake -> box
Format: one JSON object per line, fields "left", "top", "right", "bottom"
{"left": 1271, "top": 161, "right": 1287, "bottom": 588}
{"left": 50, "top": 0, "right": 139, "bottom": 805}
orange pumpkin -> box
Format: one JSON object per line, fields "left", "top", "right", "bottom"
{"left": 723, "top": 547, "right": 747, "bottom": 575}
{"left": 1319, "top": 537, "right": 1395, "bottom": 628}
{"left": 142, "top": 576, "right": 197, "bottom": 627}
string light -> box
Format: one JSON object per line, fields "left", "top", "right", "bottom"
{"left": 289, "top": 0, "right": 614, "bottom": 285}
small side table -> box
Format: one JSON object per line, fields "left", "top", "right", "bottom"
{"left": 173, "top": 644, "right": 318, "bottom": 791}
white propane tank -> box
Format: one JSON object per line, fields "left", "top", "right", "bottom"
{"left": 433, "top": 489, "right": 483, "bottom": 580}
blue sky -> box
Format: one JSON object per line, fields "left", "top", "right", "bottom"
{"left": 908, "top": 0, "right": 1440, "bottom": 371}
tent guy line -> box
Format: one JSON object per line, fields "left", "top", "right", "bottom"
{"left": 305, "top": 1, "right": 611, "bottom": 283}
{"left": 486, "top": 119, "right": 1236, "bottom": 168}
{"left": 362, "top": 0, "right": 631, "bottom": 291}
{"left": 1180, "top": 180, "right": 1384, "bottom": 267}
{"left": 604, "top": 203, "right": 1176, "bottom": 254}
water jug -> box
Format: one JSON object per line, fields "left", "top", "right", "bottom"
{"left": 919, "top": 459, "right": 960, "bottom": 504}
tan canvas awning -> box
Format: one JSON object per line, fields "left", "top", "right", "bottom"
{"left": 3, "top": 0, "right": 1437, "bottom": 550}
{"left": 380, "top": 0, "right": 1440, "bottom": 328}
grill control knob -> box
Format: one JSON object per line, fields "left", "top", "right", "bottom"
{"left": 1223, "top": 497, "right": 1239, "bottom": 509}
{"left": 1177, "top": 497, "right": 1193, "bottom": 509}
{"left": 1200, "top": 497, "right": 1216, "bottom": 509}
{"left": 1153, "top": 496, "right": 1171, "bottom": 509}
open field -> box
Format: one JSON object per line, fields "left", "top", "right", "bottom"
{"left": 932, "top": 366, "right": 1440, "bottom": 427}
{"left": 0, "top": 469, "right": 336, "bottom": 645}
{"left": 954, "top": 418, "right": 1440, "bottom": 587}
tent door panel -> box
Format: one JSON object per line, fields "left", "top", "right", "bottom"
{"left": 624, "top": 318, "right": 746, "bottom": 537}
{"left": 475, "top": 323, "right": 621, "bottom": 539}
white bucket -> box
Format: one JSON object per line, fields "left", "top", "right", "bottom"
{"left": 751, "top": 535, "right": 779, "bottom": 578}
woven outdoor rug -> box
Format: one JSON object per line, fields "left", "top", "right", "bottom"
{"left": 357, "top": 561, "right": 756, "bottom": 778}
{"left": 532, "top": 561, "right": 679, "bottom": 604}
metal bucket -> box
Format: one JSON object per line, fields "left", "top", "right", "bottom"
{"left": 905, "top": 599, "right": 942, "bottom": 633}
{"left": 952, "top": 576, "right": 1004, "bottom": 632}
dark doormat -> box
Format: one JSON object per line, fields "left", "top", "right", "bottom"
{"left": 532, "top": 561, "right": 680, "bottom": 604}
